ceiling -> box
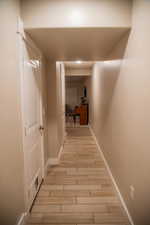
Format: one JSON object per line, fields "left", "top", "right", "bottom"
{"left": 26, "top": 27, "right": 130, "bottom": 61}
{"left": 65, "top": 76, "right": 87, "bottom": 83}
{"left": 64, "top": 61, "right": 94, "bottom": 69}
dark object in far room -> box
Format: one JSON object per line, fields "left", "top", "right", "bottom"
{"left": 84, "top": 86, "right": 87, "bottom": 97}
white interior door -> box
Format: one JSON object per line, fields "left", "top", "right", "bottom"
{"left": 21, "top": 39, "right": 44, "bottom": 210}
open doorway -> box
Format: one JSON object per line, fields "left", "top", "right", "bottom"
{"left": 64, "top": 61, "right": 93, "bottom": 128}
{"left": 65, "top": 76, "right": 89, "bottom": 127}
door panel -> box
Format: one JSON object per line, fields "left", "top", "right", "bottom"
{"left": 22, "top": 41, "right": 43, "bottom": 210}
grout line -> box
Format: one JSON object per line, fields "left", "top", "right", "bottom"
{"left": 92, "top": 212, "right": 95, "bottom": 224}
{"left": 89, "top": 190, "right": 92, "bottom": 197}
{"left": 60, "top": 204, "right": 62, "bottom": 212}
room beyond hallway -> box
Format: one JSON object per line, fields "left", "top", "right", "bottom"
{"left": 65, "top": 64, "right": 91, "bottom": 129}
{"left": 27, "top": 127, "right": 130, "bottom": 225}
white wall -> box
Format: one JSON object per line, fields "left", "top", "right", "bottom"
{"left": 21, "top": 0, "right": 132, "bottom": 28}
{"left": 66, "top": 80, "right": 85, "bottom": 109}
{"left": 66, "top": 87, "right": 80, "bottom": 109}
{"left": 0, "top": 2, "right": 49, "bottom": 223}
{"left": 47, "top": 62, "right": 59, "bottom": 158}
{"left": 89, "top": 0, "right": 150, "bottom": 224}
{"left": 0, "top": 0, "right": 25, "bottom": 224}
{"left": 47, "top": 62, "right": 66, "bottom": 159}
{"left": 56, "top": 62, "right": 65, "bottom": 154}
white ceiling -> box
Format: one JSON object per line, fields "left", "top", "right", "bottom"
{"left": 64, "top": 61, "right": 94, "bottom": 69}
{"left": 26, "top": 27, "right": 130, "bottom": 61}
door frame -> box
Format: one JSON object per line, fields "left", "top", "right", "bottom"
{"left": 19, "top": 29, "right": 45, "bottom": 211}
{"left": 57, "top": 62, "right": 66, "bottom": 142}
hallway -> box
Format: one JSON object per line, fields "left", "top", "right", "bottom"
{"left": 2, "top": 1, "right": 150, "bottom": 224}
{"left": 27, "top": 127, "right": 130, "bottom": 225}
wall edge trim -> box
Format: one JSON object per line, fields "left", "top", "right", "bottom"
{"left": 49, "top": 158, "right": 59, "bottom": 165}
{"left": 89, "top": 124, "right": 134, "bottom": 225}
{"left": 44, "top": 144, "right": 64, "bottom": 174}
{"left": 16, "top": 212, "right": 28, "bottom": 225}
{"left": 58, "top": 144, "right": 64, "bottom": 161}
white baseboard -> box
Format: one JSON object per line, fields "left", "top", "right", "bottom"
{"left": 89, "top": 125, "right": 134, "bottom": 225}
{"left": 44, "top": 158, "right": 59, "bottom": 176}
{"left": 16, "top": 213, "right": 27, "bottom": 225}
{"left": 48, "top": 158, "right": 59, "bottom": 165}
{"left": 44, "top": 158, "right": 50, "bottom": 175}
{"left": 44, "top": 144, "right": 64, "bottom": 174}
{"left": 58, "top": 144, "right": 64, "bottom": 160}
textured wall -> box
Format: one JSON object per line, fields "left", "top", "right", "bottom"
{"left": 47, "top": 62, "right": 59, "bottom": 158}
{"left": 89, "top": 1, "right": 150, "bottom": 224}
{"left": 0, "top": 0, "right": 25, "bottom": 224}
{"left": 47, "top": 62, "right": 65, "bottom": 158}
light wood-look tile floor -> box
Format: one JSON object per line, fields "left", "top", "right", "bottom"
{"left": 27, "top": 127, "right": 130, "bottom": 225}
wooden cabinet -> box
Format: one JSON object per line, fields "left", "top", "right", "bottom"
{"left": 76, "top": 104, "right": 88, "bottom": 125}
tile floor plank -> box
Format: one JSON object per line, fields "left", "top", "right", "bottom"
{"left": 27, "top": 127, "right": 130, "bottom": 225}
